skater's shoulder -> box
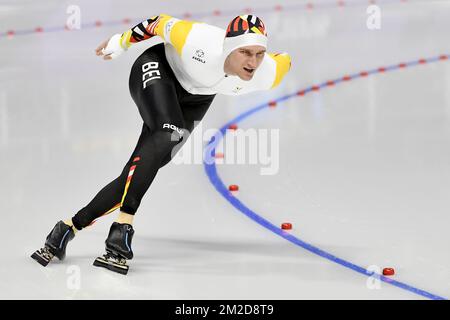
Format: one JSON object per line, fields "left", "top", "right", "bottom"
{"left": 266, "top": 52, "right": 292, "bottom": 67}
{"left": 265, "top": 52, "right": 292, "bottom": 88}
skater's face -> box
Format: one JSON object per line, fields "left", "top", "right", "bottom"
{"left": 224, "top": 45, "right": 266, "bottom": 81}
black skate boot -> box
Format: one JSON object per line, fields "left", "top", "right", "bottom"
{"left": 31, "top": 221, "right": 75, "bottom": 267}
{"left": 93, "top": 222, "right": 134, "bottom": 275}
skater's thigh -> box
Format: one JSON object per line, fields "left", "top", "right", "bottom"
{"left": 129, "top": 45, "right": 185, "bottom": 133}
{"left": 181, "top": 95, "right": 216, "bottom": 133}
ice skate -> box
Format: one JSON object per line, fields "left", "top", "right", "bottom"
{"left": 31, "top": 220, "right": 75, "bottom": 267}
{"left": 93, "top": 222, "right": 134, "bottom": 275}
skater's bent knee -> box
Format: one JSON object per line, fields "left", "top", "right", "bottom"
{"left": 155, "top": 123, "right": 186, "bottom": 143}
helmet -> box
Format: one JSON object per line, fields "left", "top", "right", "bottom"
{"left": 223, "top": 15, "right": 268, "bottom": 57}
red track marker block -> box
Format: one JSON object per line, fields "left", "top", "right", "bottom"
{"left": 228, "top": 124, "right": 238, "bottom": 130}
{"left": 269, "top": 101, "right": 277, "bottom": 108}
{"left": 228, "top": 185, "right": 239, "bottom": 192}
{"left": 281, "top": 223, "right": 292, "bottom": 230}
{"left": 382, "top": 268, "right": 395, "bottom": 276}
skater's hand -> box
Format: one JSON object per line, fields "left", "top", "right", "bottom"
{"left": 95, "top": 39, "right": 112, "bottom": 60}
{"left": 95, "top": 34, "right": 125, "bottom": 60}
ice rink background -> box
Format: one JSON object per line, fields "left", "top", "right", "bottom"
{"left": 0, "top": 0, "right": 449, "bottom": 299}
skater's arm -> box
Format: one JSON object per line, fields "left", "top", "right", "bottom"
{"left": 120, "top": 13, "right": 198, "bottom": 55}
{"left": 119, "top": 14, "right": 173, "bottom": 49}
{"left": 96, "top": 14, "right": 197, "bottom": 60}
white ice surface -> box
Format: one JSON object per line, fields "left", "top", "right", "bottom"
{"left": 0, "top": 0, "right": 449, "bottom": 299}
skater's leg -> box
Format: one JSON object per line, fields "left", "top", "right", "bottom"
{"left": 32, "top": 124, "right": 151, "bottom": 266}
{"left": 118, "top": 129, "right": 183, "bottom": 215}
{"left": 70, "top": 123, "right": 151, "bottom": 230}
{"left": 70, "top": 159, "right": 134, "bottom": 230}
{"left": 89, "top": 129, "right": 184, "bottom": 273}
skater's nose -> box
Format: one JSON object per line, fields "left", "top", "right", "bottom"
{"left": 247, "top": 56, "right": 257, "bottom": 69}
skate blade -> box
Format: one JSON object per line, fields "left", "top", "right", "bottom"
{"left": 93, "top": 256, "right": 129, "bottom": 275}
{"left": 31, "top": 251, "right": 51, "bottom": 267}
